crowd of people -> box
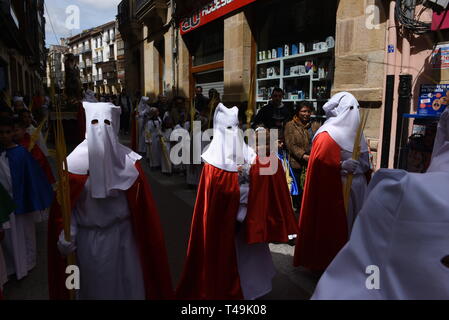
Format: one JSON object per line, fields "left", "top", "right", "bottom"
{"left": 1, "top": 83, "right": 449, "bottom": 300}
{"left": 0, "top": 93, "right": 55, "bottom": 299}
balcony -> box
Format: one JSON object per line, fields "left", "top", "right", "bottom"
{"left": 117, "top": 0, "right": 141, "bottom": 43}
{"left": 81, "top": 46, "right": 92, "bottom": 53}
{"left": 93, "top": 56, "right": 103, "bottom": 64}
{"left": 104, "top": 71, "right": 117, "bottom": 80}
{"left": 135, "top": 0, "right": 168, "bottom": 29}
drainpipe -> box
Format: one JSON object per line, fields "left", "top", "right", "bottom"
{"left": 394, "top": 0, "right": 414, "bottom": 168}
{"left": 381, "top": 0, "right": 398, "bottom": 168}
{"left": 171, "top": 0, "right": 177, "bottom": 95}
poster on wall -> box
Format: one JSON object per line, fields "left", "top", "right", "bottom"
{"left": 418, "top": 84, "right": 449, "bottom": 116}
{"left": 431, "top": 43, "right": 449, "bottom": 70}
{"left": 180, "top": 0, "right": 258, "bottom": 35}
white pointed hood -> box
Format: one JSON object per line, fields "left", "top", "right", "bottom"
{"left": 67, "top": 102, "right": 141, "bottom": 198}
{"left": 202, "top": 103, "right": 256, "bottom": 172}
{"left": 314, "top": 92, "right": 368, "bottom": 153}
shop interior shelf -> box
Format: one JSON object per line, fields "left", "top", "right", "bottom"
{"left": 312, "top": 78, "right": 332, "bottom": 82}
{"left": 283, "top": 74, "right": 312, "bottom": 79}
{"left": 257, "top": 76, "right": 281, "bottom": 81}
{"left": 284, "top": 48, "right": 333, "bottom": 61}
{"left": 257, "top": 46, "right": 333, "bottom": 107}
{"left": 257, "top": 48, "right": 333, "bottom": 65}
{"left": 256, "top": 57, "right": 282, "bottom": 65}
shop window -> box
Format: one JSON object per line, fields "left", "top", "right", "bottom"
{"left": 254, "top": 0, "right": 337, "bottom": 114}
{"left": 194, "top": 69, "right": 224, "bottom": 98}
{"left": 185, "top": 20, "right": 224, "bottom": 66}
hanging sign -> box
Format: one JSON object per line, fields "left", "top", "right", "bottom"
{"left": 180, "top": 0, "right": 258, "bottom": 35}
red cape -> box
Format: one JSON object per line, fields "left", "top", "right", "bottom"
{"left": 176, "top": 159, "right": 297, "bottom": 300}
{"left": 246, "top": 156, "right": 299, "bottom": 244}
{"left": 19, "top": 133, "right": 55, "bottom": 184}
{"left": 293, "top": 132, "right": 348, "bottom": 271}
{"left": 47, "top": 161, "right": 174, "bottom": 300}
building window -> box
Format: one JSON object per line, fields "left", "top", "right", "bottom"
{"left": 185, "top": 19, "right": 224, "bottom": 67}
{"left": 109, "top": 44, "right": 114, "bottom": 59}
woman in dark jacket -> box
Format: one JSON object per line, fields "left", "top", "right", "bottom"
{"left": 284, "top": 101, "right": 314, "bottom": 211}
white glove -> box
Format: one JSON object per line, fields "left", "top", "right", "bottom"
{"left": 341, "top": 159, "right": 360, "bottom": 175}
{"left": 57, "top": 227, "right": 77, "bottom": 256}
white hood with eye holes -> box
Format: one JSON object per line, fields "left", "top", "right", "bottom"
{"left": 67, "top": 102, "right": 141, "bottom": 199}
{"left": 313, "top": 92, "right": 368, "bottom": 153}
{"left": 201, "top": 103, "right": 256, "bottom": 172}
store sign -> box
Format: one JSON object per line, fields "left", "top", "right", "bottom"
{"left": 180, "top": 0, "right": 258, "bottom": 35}
{"left": 418, "top": 84, "right": 449, "bottom": 116}
{"left": 431, "top": 43, "right": 449, "bottom": 70}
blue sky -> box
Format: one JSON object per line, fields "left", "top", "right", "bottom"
{"left": 44, "top": 0, "right": 121, "bottom": 46}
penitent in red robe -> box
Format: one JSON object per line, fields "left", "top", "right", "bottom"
{"left": 19, "top": 133, "right": 55, "bottom": 184}
{"left": 176, "top": 158, "right": 298, "bottom": 300}
{"left": 293, "top": 132, "right": 348, "bottom": 271}
{"left": 47, "top": 162, "right": 174, "bottom": 300}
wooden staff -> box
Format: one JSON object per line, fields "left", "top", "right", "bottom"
{"left": 343, "top": 109, "right": 369, "bottom": 214}
{"left": 52, "top": 56, "right": 76, "bottom": 300}
{"left": 159, "top": 134, "right": 171, "bottom": 170}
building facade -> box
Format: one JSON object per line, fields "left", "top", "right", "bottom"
{"left": 66, "top": 21, "right": 122, "bottom": 95}
{"left": 117, "top": 0, "right": 449, "bottom": 170}
{"left": 46, "top": 43, "right": 69, "bottom": 92}
{"left": 0, "top": 0, "right": 47, "bottom": 101}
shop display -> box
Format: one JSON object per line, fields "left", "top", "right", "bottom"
{"left": 256, "top": 36, "right": 334, "bottom": 113}
{"left": 257, "top": 36, "right": 334, "bottom": 62}
{"left": 418, "top": 84, "right": 449, "bottom": 115}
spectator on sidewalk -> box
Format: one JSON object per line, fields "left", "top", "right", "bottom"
{"left": 284, "top": 101, "right": 313, "bottom": 211}
{"left": 253, "top": 88, "right": 293, "bottom": 131}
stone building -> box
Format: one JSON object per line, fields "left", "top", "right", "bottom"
{"left": 67, "top": 21, "right": 123, "bottom": 95}
{"left": 116, "top": 0, "right": 449, "bottom": 169}
{"left": 46, "top": 43, "right": 69, "bottom": 92}
{"left": 0, "top": 0, "right": 47, "bottom": 100}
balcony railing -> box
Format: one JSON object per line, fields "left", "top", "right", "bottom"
{"left": 118, "top": 0, "right": 130, "bottom": 26}
{"left": 136, "top": 0, "right": 150, "bottom": 13}
{"left": 93, "top": 56, "right": 103, "bottom": 64}
{"left": 81, "top": 46, "right": 92, "bottom": 53}
{"left": 104, "top": 71, "right": 117, "bottom": 79}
